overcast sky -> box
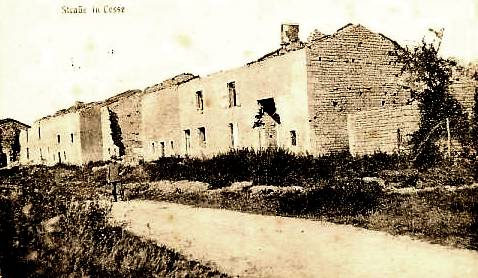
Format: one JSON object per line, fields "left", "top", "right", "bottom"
{"left": 1, "top": 0, "right": 477, "bottom": 124}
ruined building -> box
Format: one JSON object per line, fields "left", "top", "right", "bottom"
{"left": 142, "top": 23, "right": 413, "bottom": 160}
{"left": 18, "top": 23, "right": 477, "bottom": 165}
{"left": 0, "top": 118, "right": 29, "bottom": 167}
{"left": 19, "top": 102, "right": 102, "bottom": 165}
{"left": 18, "top": 87, "right": 148, "bottom": 166}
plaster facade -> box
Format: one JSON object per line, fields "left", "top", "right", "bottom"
{"left": 19, "top": 104, "right": 102, "bottom": 165}
{"left": 173, "top": 49, "right": 310, "bottom": 158}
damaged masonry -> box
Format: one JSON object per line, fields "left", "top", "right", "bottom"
{"left": 16, "top": 23, "right": 477, "bottom": 166}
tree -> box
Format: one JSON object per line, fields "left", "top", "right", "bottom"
{"left": 471, "top": 87, "right": 478, "bottom": 153}
{"left": 107, "top": 108, "right": 125, "bottom": 157}
{"left": 397, "top": 29, "right": 470, "bottom": 167}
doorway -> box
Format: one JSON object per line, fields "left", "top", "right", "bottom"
{"left": 184, "top": 129, "right": 191, "bottom": 156}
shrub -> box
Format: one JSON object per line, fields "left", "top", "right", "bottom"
{"left": 397, "top": 30, "right": 471, "bottom": 167}
{"left": 144, "top": 156, "right": 187, "bottom": 181}
{"left": 473, "top": 159, "right": 478, "bottom": 181}
{"left": 417, "top": 160, "right": 475, "bottom": 187}
{"left": 143, "top": 149, "right": 410, "bottom": 189}
{"left": 121, "top": 164, "right": 150, "bottom": 183}
{"left": 276, "top": 178, "right": 385, "bottom": 216}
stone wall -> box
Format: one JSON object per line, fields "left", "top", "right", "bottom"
{"left": 100, "top": 90, "right": 143, "bottom": 164}
{"left": 21, "top": 24, "right": 473, "bottom": 163}
{"left": 19, "top": 105, "right": 104, "bottom": 165}
{"left": 450, "top": 67, "right": 477, "bottom": 118}
{"left": 141, "top": 49, "right": 309, "bottom": 159}
{"left": 306, "top": 24, "right": 411, "bottom": 155}
{"left": 0, "top": 120, "right": 28, "bottom": 166}
{"left": 347, "top": 104, "right": 419, "bottom": 156}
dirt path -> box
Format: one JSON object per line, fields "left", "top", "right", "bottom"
{"left": 111, "top": 200, "right": 478, "bottom": 278}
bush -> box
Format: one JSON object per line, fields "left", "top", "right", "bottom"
{"left": 473, "top": 159, "right": 478, "bottom": 181}
{"left": 275, "top": 178, "right": 385, "bottom": 216}
{"left": 144, "top": 156, "right": 188, "bottom": 181}
{"left": 417, "top": 160, "right": 475, "bottom": 187}
{"left": 144, "top": 149, "right": 408, "bottom": 189}
{"left": 85, "top": 160, "right": 110, "bottom": 169}
{"left": 121, "top": 164, "right": 150, "bottom": 183}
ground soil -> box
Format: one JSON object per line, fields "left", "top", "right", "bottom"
{"left": 111, "top": 199, "right": 478, "bottom": 278}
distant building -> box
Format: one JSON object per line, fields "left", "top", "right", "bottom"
{"left": 0, "top": 118, "right": 29, "bottom": 167}
{"left": 19, "top": 102, "right": 102, "bottom": 165}
{"left": 19, "top": 88, "right": 151, "bottom": 165}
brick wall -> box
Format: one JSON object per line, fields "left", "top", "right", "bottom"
{"left": 306, "top": 24, "right": 411, "bottom": 155}
{"left": 347, "top": 104, "right": 419, "bottom": 155}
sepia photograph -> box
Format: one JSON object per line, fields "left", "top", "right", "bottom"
{"left": 1, "top": 0, "right": 478, "bottom": 277}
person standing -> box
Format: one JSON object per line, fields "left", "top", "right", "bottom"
{"left": 107, "top": 156, "right": 122, "bottom": 202}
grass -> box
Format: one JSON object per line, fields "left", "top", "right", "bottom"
{"left": 366, "top": 188, "right": 478, "bottom": 249}
{"left": 0, "top": 166, "right": 229, "bottom": 277}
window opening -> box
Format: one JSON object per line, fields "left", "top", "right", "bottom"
{"left": 228, "top": 81, "right": 238, "bottom": 107}
{"left": 290, "top": 130, "right": 297, "bottom": 146}
{"left": 196, "top": 91, "right": 204, "bottom": 110}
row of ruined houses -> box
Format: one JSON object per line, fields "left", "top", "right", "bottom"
{"left": 8, "top": 23, "right": 477, "bottom": 166}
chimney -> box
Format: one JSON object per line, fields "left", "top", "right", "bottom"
{"left": 281, "top": 24, "right": 300, "bottom": 46}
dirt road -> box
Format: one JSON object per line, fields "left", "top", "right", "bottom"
{"left": 111, "top": 200, "right": 478, "bottom": 277}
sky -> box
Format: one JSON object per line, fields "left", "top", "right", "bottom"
{"left": 1, "top": 0, "right": 477, "bottom": 125}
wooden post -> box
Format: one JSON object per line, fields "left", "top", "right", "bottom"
{"left": 446, "top": 117, "right": 451, "bottom": 158}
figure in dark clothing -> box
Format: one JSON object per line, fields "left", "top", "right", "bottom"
{"left": 108, "top": 156, "right": 124, "bottom": 201}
